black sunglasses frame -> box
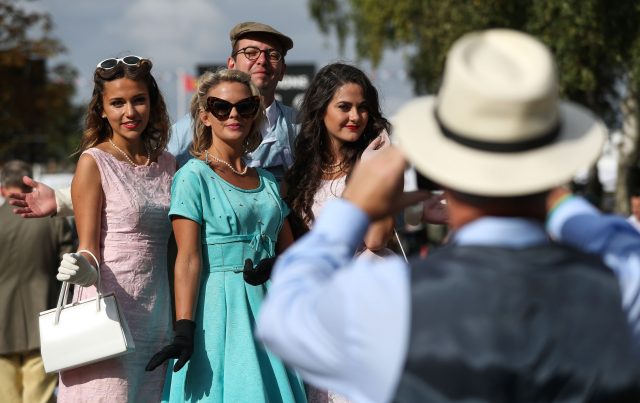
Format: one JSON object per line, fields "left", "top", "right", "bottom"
{"left": 206, "top": 96, "right": 261, "bottom": 121}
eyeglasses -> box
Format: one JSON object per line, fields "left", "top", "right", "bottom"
{"left": 96, "top": 55, "right": 143, "bottom": 70}
{"left": 206, "top": 96, "right": 260, "bottom": 120}
{"left": 232, "top": 46, "right": 283, "bottom": 63}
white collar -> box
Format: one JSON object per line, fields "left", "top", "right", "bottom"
{"left": 264, "top": 101, "right": 279, "bottom": 130}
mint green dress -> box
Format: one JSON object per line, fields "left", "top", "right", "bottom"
{"left": 162, "top": 159, "right": 306, "bottom": 403}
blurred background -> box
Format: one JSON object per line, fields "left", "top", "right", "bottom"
{"left": 2, "top": 0, "right": 640, "bottom": 223}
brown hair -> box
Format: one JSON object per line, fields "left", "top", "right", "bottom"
{"left": 79, "top": 58, "right": 170, "bottom": 159}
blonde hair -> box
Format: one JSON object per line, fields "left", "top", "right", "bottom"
{"left": 189, "top": 69, "right": 264, "bottom": 159}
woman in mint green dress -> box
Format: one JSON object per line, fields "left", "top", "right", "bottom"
{"left": 146, "top": 69, "right": 306, "bottom": 402}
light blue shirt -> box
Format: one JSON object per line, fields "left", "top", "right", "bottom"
{"left": 166, "top": 113, "right": 194, "bottom": 168}
{"left": 257, "top": 196, "right": 640, "bottom": 403}
{"left": 167, "top": 101, "right": 299, "bottom": 179}
{"left": 547, "top": 196, "right": 640, "bottom": 344}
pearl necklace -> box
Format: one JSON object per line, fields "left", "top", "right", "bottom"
{"left": 205, "top": 150, "right": 248, "bottom": 176}
{"left": 109, "top": 139, "right": 150, "bottom": 167}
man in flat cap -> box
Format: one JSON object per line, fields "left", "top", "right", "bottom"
{"left": 169, "top": 21, "right": 297, "bottom": 180}
{"left": 257, "top": 29, "right": 640, "bottom": 402}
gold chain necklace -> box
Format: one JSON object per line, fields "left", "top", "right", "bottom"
{"left": 324, "top": 159, "right": 343, "bottom": 168}
{"left": 320, "top": 159, "right": 348, "bottom": 174}
{"left": 320, "top": 165, "right": 344, "bottom": 174}
{"left": 205, "top": 150, "right": 248, "bottom": 176}
{"left": 109, "top": 139, "right": 150, "bottom": 167}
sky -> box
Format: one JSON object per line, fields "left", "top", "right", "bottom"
{"left": 26, "top": 0, "right": 415, "bottom": 123}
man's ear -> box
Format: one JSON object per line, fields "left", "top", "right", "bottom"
{"left": 278, "top": 62, "right": 287, "bottom": 82}
{"left": 227, "top": 56, "right": 236, "bottom": 69}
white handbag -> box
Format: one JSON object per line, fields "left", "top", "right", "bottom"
{"left": 39, "top": 250, "right": 135, "bottom": 373}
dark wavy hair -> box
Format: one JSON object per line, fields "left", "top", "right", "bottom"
{"left": 285, "top": 62, "right": 391, "bottom": 230}
{"left": 78, "top": 58, "right": 170, "bottom": 158}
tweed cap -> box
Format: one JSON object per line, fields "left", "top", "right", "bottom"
{"left": 230, "top": 22, "right": 294, "bottom": 53}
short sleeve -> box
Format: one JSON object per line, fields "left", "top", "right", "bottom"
{"left": 169, "top": 163, "right": 204, "bottom": 224}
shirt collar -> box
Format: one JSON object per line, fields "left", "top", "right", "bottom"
{"left": 451, "top": 216, "right": 549, "bottom": 247}
{"left": 263, "top": 101, "right": 279, "bottom": 131}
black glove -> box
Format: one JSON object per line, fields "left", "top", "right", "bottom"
{"left": 145, "top": 319, "right": 195, "bottom": 372}
{"left": 243, "top": 257, "right": 276, "bottom": 286}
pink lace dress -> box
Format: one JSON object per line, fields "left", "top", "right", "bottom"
{"left": 57, "top": 148, "right": 175, "bottom": 403}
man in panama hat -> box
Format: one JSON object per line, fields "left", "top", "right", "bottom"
{"left": 257, "top": 29, "right": 640, "bottom": 402}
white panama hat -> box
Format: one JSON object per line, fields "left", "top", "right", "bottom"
{"left": 394, "top": 29, "right": 606, "bottom": 197}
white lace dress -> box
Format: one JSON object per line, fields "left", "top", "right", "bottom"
{"left": 306, "top": 176, "right": 352, "bottom": 403}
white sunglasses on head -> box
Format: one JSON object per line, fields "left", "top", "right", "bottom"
{"left": 96, "top": 55, "right": 143, "bottom": 70}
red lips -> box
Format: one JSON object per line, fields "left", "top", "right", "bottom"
{"left": 345, "top": 125, "right": 360, "bottom": 132}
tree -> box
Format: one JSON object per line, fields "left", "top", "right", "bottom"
{"left": 309, "top": 0, "right": 640, "bottom": 212}
{"left": 0, "top": 0, "right": 83, "bottom": 166}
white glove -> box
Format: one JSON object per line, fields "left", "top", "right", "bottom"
{"left": 57, "top": 252, "right": 98, "bottom": 286}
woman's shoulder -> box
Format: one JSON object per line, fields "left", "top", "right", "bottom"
{"left": 176, "top": 157, "right": 207, "bottom": 173}
{"left": 81, "top": 144, "right": 105, "bottom": 157}
{"left": 173, "top": 158, "right": 209, "bottom": 182}
{"left": 79, "top": 145, "right": 114, "bottom": 166}
{"left": 82, "top": 144, "right": 136, "bottom": 168}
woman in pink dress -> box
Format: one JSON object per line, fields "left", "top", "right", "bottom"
{"left": 55, "top": 56, "right": 174, "bottom": 402}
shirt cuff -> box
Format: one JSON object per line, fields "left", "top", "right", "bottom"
{"left": 313, "top": 198, "right": 370, "bottom": 252}
{"left": 55, "top": 187, "right": 74, "bottom": 217}
{"left": 546, "top": 196, "right": 599, "bottom": 240}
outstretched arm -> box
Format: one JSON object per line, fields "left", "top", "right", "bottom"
{"left": 8, "top": 176, "right": 73, "bottom": 218}
{"left": 547, "top": 189, "right": 640, "bottom": 346}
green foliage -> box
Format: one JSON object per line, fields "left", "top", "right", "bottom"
{"left": 308, "top": 0, "right": 640, "bottom": 209}
{"left": 0, "top": 0, "right": 82, "bottom": 165}
{"left": 307, "top": 0, "right": 640, "bottom": 129}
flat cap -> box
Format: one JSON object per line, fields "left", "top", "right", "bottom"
{"left": 230, "top": 21, "right": 294, "bottom": 53}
